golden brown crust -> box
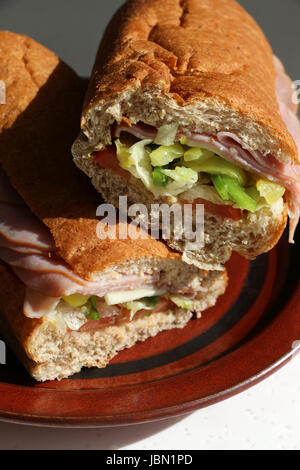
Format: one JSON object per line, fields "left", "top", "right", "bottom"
{"left": 82, "top": 0, "right": 297, "bottom": 162}
{"left": 0, "top": 262, "right": 44, "bottom": 360}
{"left": 0, "top": 31, "right": 178, "bottom": 280}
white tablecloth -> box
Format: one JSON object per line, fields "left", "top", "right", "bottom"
{"left": 0, "top": 353, "right": 299, "bottom": 450}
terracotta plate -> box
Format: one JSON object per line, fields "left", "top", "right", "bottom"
{"left": 0, "top": 229, "right": 299, "bottom": 427}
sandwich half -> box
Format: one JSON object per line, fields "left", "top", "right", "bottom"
{"left": 72, "top": 0, "right": 300, "bottom": 270}
{"left": 0, "top": 31, "right": 227, "bottom": 381}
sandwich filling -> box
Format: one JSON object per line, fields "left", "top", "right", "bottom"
{"left": 91, "top": 58, "right": 300, "bottom": 242}
{"left": 0, "top": 170, "right": 202, "bottom": 331}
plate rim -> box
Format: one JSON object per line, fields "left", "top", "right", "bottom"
{"left": 0, "top": 238, "right": 299, "bottom": 428}
{"left": 0, "top": 279, "right": 299, "bottom": 427}
{"left": 0, "top": 348, "right": 296, "bottom": 428}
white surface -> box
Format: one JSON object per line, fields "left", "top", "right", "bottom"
{"left": 0, "top": 353, "right": 299, "bottom": 450}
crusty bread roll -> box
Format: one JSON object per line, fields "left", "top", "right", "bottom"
{"left": 0, "top": 31, "right": 228, "bottom": 381}
{"left": 72, "top": 0, "right": 299, "bottom": 268}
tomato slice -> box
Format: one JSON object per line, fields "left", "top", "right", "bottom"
{"left": 78, "top": 299, "right": 176, "bottom": 332}
{"left": 79, "top": 308, "right": 130, "bottom": 332}
{"left": 136, "top": 298, "right": 175, "bottom": 316}
{"left": 93, "top": 145, "right": 130, "bottom": 180}
{"left": 185, "top": 198, "right": 242, "bottom": 221}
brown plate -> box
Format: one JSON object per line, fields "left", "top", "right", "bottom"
{"left": 0, "top": 230, "right": 299, "bottom": 427}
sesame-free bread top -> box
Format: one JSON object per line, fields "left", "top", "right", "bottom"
{"left": 0, "top": 31, "right": 178, "bottom": 281}
{"left": 77, "top": 0, "right": 297, "bottom": 164}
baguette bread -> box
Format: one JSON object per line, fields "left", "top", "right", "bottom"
{"left": 72, "top": 0, "right": 299, "bottom": 268}
{"left": 0, "top": 31, "right": 228, "bottom": 381}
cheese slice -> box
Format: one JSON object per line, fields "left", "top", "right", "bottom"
{"left": 104, "top": 287, "right": 165, "bottom": 305}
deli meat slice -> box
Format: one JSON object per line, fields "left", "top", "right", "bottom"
{"left": 113, "top": 121, "right": 157, "bottom": 141}
{"left": 0, "top": 203, "right": 56, "bottom": 252}
{"left": 12, "top": 264, "right": 158, "bottom": 300}
{"left": 23, "top": 289, "right": 61, "bottom": 319}
{"left": 0, "top": 169, "right": 159, "bottom": 316}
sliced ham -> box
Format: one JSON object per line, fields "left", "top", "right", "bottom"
{"left": 274, "top": 56, "right": 298, "bottom": 115}
{"left": 12, "top": 264, "right": 158, "bottom": 300}
{"left": 113, "top": 121, "right": 157, "bottom": 141}
{"left": 0, "top": 235, "right": 42, "bottom": 254}
{"left": 23, "top": 289, "right": 60, "bottom": 318}
{"left": 19, "top": 264, "right": 159, "bottom": 318}
{"left": 0, "top": 202, "right": 56, "bottom": 252}
{"left": 0, "top": 169, "right": 160, "bottom": 317}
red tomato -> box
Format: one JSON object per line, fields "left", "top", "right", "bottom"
{"left": 78, "top": 299, "right": 176, "bottom": 332}
{"left": 186, "top": 198, "right": 242, "bottom": 221}
{"left": 79, "top": 308, "right": 130, "bottom": 332}
{"left": 93, "top": 145, "right": 130, "bottom": 180}
{"left": 137, "top": 298, "right": 175, "bottom": 316}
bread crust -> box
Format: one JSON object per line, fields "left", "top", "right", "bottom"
{"left": 0, "top": 262, "right": 45, "bottom": 360}
{"left": 0, "top": 31, "right": 180, "bottom": 281}
{"left": 78, "top": 0, "right": 297, "bottom": 163}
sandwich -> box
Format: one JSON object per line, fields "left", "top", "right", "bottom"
{"left": 0, "top": 31, "right": 227, "bottom": 381}
{"left": 72, "top": 0, "right": 300, "bottom": 270}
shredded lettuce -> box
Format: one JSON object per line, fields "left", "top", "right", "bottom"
{"left": 115, "top": 140, "right": 135, "bottom": 169}
{"left": 256, "top": 179, "right": 285, "bottom": 204}
{"left": 160, "top": 167, "right": 198, "bottom": 195}
{"left": 184, "top": 147, "right": 214, "bottom": 162}
{"left": 150, "top": 143, "right": 184, "bottom": 167}
{"left": 114, "top": 136, "right": 285, "bottom": 210}
{"left": 116, "top": 138, "right": 155, "bottom": 191}
{"left": 179, "top": 185, "right": 233, "bottom": 206}
{"left": 121, "top": 300, "right": 153, "bottom": 315}
{"left": 143, "top": 296, "right": 161, "bottom": 307}
{"left": 168, "top": 295, "right": 193, "bottom": 310}
{"left": 184, "top": 155, "right": 248, "bottom": 186}
{"left": 154, "top": 123, "right": 179, "bottom": 146}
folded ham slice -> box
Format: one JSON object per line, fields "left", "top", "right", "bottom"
{"left": 114, "top": 57, "right": 300, "bottom": 242}
{"left": 0, "top": 170, "right": 159, "bottom": 317}
{"left": 0, "top": 203, "right": 56, "bottom": 252}
{"left": 23, "top": 289, "right": 61, "bottom": 319}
